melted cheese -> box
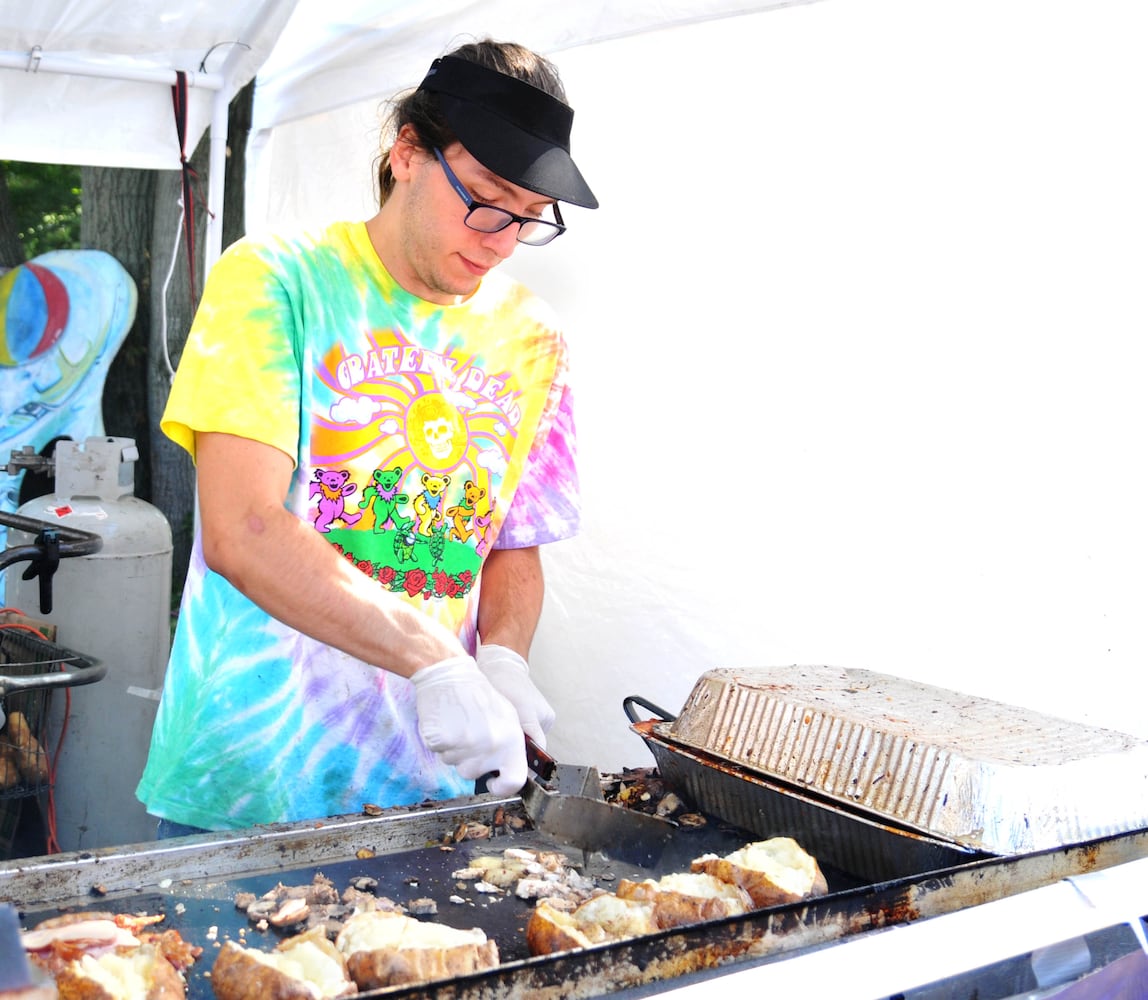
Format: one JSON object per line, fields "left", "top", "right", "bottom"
{"left": 728, "top": 838, "right": 817, "bottom": 895}
{"left": 246, "top": 941, "right": 349, "bottom": 998}
{"left": 73, "top": 952, "right": 151, "bottom": 1000}
{"left": 656, "top": 871, "right": 746, "bottom": 901}
{"left": 337, "top": 912, "right": 486, "bottom": 956}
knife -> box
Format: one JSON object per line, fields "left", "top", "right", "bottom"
{"left": 520, "top": 736, "right": 675, "bottom": 868}
{"left": 475, "top": 735, "right": 598, "bottom": 797}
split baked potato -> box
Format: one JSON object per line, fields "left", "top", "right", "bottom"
{"left": 525, "top": 894, "right": 658, "bottom": 956}
{"left": 23, "top": 912, "right": 195, "bottom": 1000}
{"left": 210, "top": 929, "right": 355, "bottom": 1000}
{"left": 334, "top": 910, "right": 499, "bottom": 990}
{"left": 690, "top": 836, "right": 828, "bottom": 908}
{"left": 210, "top": 932, "right": 353, "bottom": 1000}
{"left": 615, "top": 870, "right": 754, "bottom": 928}
{"left": 53, "top": 944, "right": 186, "bottom": 1000}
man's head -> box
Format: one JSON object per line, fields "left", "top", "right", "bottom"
{"left": 377, "top": 39, "right": 597, "bottom": 211}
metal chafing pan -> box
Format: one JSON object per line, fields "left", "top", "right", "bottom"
{"left": 630, "top": 665, "right": 1148, "bottom": 856}
{"left": 626, "top": 704, "right": 987, "bottom": 882}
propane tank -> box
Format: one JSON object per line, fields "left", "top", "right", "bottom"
{"left": 7, "top": 436, "right": 172, "bottom": 851}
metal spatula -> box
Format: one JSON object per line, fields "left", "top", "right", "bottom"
{"left": 520, "top": 737, "right": 675, "bottom": 868}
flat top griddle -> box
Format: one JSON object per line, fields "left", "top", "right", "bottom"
{"left": 6, "top": 788, "right": 1147, "bottom": 999}
{"left": 11, "top": 797, "right": 801, "bottom": 1000}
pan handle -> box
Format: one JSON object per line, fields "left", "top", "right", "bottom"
{"left": 623, "top": 695, "right": 676, "bottom": 725}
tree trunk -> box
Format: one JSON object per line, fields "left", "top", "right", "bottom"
{"left": 80, "top": 166, "right": 156, "bottom": 497}
{"left": 224, "top": 80, "right": 254, "bottom": 251}
{"left": 148, "top": 141, "right": 207, "bottom": 601}
{"left": 0, "top": 165, "right": 27, "bottom": 268}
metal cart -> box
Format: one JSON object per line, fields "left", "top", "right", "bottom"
{"left": 0, "top": 512, "right": 106, "bottom": 854}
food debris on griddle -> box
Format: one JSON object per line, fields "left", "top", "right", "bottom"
{"left": 233, "top": 872, "right": 403, "bottom": 938}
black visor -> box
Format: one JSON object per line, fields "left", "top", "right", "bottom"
{"left": 417, "top": 56, "right": 598, "bottom": 210}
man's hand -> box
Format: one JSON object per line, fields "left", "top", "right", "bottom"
{"left": 410, "top": 655, "right": 527, "bottom": 795}
{"left": 476, "top": 644, "right": 556, "bottom": 748}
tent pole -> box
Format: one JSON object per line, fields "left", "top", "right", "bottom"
{"left": 201, "top": 0, "right": 286, "bottom": 277}
{"left": 205, "top": 87, "right": 229, "bottom": 277}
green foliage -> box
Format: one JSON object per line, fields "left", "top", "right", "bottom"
{"left": 2, "top": 161, "right": 82, "bottom": 256}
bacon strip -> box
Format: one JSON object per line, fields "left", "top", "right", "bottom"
{"left": 21, "top": 918, "right": 140, "bottom": 952}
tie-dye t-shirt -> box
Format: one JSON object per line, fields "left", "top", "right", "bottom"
{"left": 135, "top": 221, "right": 579, "bottom": 829}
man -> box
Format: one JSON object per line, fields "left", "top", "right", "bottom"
{"left": 136, "top": 39, "right": 597, "bottom": 833}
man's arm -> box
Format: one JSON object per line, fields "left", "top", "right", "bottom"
{"left": 474, "top": 545, "right": 555, "bottom": 745}
{"left": 195, "top": 430, "right": 463, "bottom": 677}
{"left": 476, "top": 546, "right": 544, "bottom": 657}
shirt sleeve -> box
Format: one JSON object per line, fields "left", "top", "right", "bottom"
{"left": 495, "top": 381, "right": 580, "bottom": 548}
{"left": 160, "top": 239, "right": 302, "bottom": 465}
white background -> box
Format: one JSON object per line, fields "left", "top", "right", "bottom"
{"left": 253, "top": 0, "right": 1148, "bottom": 772}
{"left": 528, "top": 0, "right": 1148, "bottom": 769}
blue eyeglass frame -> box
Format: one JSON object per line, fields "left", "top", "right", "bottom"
{"left": 432, "top": 147, "right": 566, "bottom": 246}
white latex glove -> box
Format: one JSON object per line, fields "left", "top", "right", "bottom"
{"left": 410, "top": 655, "right": 527, "bottom": 796}
{"left": 476, "top": 644, "right": 556, "bottom": 749}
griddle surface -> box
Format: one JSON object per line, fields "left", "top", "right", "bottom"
{"left": 20, "top": 822, "right": 785, "bottom": 999}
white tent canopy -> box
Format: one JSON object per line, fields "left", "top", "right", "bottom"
{"left": 0, "top": 0, "right": 292, "bottom": 170}
{"left": 252, "top": 0, "right": 809, "bottom": 134}
{"left": 0, "top": 0, "right": 302, "bottom": 266}
{"left": 1, "top": 0, "right": 802, "bottom": 266}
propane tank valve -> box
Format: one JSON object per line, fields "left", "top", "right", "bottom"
{"left": 5, "top": 445, "right": 55, "bottom": 478}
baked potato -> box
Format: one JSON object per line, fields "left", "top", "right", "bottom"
{"left": 53, "top": 943, "right": 186, "bottom": 1000}
{"left": 615, "top": 871, "right": 754, "bottom": 928}
{"left": 334, "top": 910, "right": 499, "bottom": 990}
{"left": 4, "top": 710, "right": 49, "bottom": 785}
{"left": 690, "top": 836, "right": 828, "bottom": 908}
{"left": 525, "top": 894, "right": 658, "bottom": 956}
{"left": 0, "top": 745, "right": 23, "bottom": 791}
{"left": 210, "top": 929, "right": 355, "bottom": 1000}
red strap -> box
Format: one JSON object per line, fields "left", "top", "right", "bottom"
{"left": 171, "top": 71, "right": 199, "bottom": 299}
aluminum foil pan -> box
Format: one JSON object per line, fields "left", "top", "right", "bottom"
{"left": 657, "top": 665, "right": 1148, "bottom": 855}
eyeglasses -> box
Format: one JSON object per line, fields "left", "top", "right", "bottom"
{"left": 433, "top": 147, "right": 566, "bottom": 247}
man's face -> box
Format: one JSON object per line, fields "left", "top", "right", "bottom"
{"left": 391, "top": 139, "right": 556, "bottom": 305}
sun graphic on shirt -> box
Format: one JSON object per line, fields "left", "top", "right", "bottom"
{"left": 337, "top": 383, "right": 507, "bottom": 484}
{"left": 406, "top": 392, "right": 468, "bottom": 470}
{"left": 311, "top": 343, "right": 513, "bottom": 484}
